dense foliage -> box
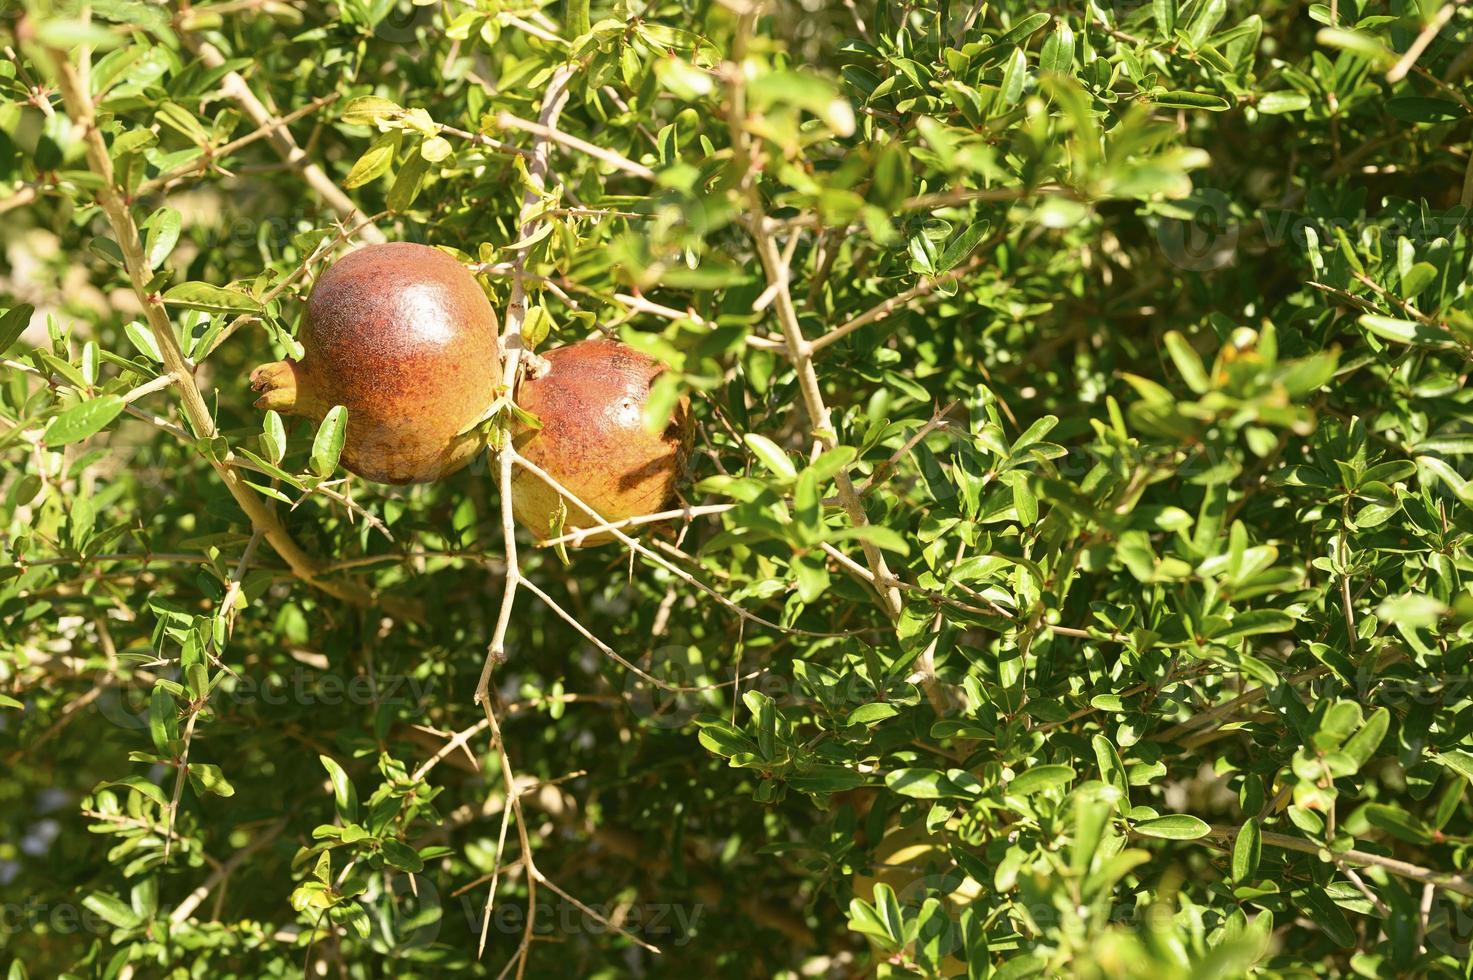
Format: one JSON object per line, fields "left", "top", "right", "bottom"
{"left": 4, "top": 0, "right": 1473, "bottom": 976}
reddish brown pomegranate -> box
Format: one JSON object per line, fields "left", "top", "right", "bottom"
{"left": 511, "top": 339, "right": 691, "bottom": 544}
{"left": 249, "top": 242, "right": 499, "bottom": 484}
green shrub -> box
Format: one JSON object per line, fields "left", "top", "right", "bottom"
{"left": 3, "top": 0, "right": 1473, "bottom": 977}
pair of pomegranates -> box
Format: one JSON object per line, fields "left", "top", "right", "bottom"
{"left": 249, "top": 243, "right": 691, "bottom": 544}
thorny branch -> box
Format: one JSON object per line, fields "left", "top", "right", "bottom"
{"left": 44, "top": 42, "right": 381, "bottom": 612}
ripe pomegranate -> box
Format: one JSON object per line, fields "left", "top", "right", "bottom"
{"left": 511, "top": 339, "right": 691, "bottom": 544}
{"left": 249, "top": 242, "right": 500, "bottom": 484}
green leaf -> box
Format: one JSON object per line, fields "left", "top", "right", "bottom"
{"left": 1163, "top": 331, "right": 1210, "bottom": 393}
{"left": 1210, "top": 609, "right": 1295, "bottom": 643}
{"left": 164, "top": 282, "right": 263, "bottom": 315}
{"left": 1008, "top": 764, "right": 1075, "bottom": 796}
{"left": 1384, "top": 97, "right": 1463, "bottom": 123}
{"left": 846, "top": 702, "right": 900, "bottom": 726}
{"left": 1358, "top": 314, "right": 1448, "bottom": 347}
{"left": 319, "top": 754, "right": 360, "bottom": 822}
{"left": 188, "top": 763, "right": 236, "bottom": 797}
{"left": 45, "top": 396, "right": 126, "bottom": 446}
{"left": 83, "top": 893, "right": 141, "bottom": 930}
{"left": 124, "top": 320, "right": 163, "bottom": 362}
{"left": 1039, "top": 23, "right": 1075, "bottom": 74}
{"left": 1432, "top": 750, "right": 1473, "bottom": 786}
{"left": 1363, "top": 803, "right": 1431, "bottom": 844}
{"left": 261, "top": 410, "right": 286, "bottom": 465}
{"left": 1231, "top": 818, "right": 1260, "bottom": 880}
{"left": 420, "top": 135, "right": 453, "bottom": 163}
{"left": 0, "top": 304, "right": 34, "bottom": 354}
{"left": 387, "top": 148, "right": 432, "bottom": 212}
{"left": 1315, "top": 28, "right": 1395, "bottom": 65}
{"left": 143, "top": 207, "right": 181, "bottom": 269}
{"left": 103, "top": 776, "right": 168, "bottom": 808}
{"left": 343, "top": 132, "right": 398, "bottom": 189}
{"left": 1257, "top": 91, "right": 1311, "bottom": 114}
{"left": 34, "top": 19, "right": 124, "bottom": 51}
{"left": 1134, "top": 814, "right": 1210, "bottom": 839}
{"left": 310, "top": 405, "right": 349, "bottom": 478}
{"left": 148, "top": 687, "right": 176, "bottom": 757}
{"left": 381, "top": 838, "right": 425, "bottom": 872}
{"left": 743, "top": 433, "right": 797, "bottom": 480}
{"left": 1152, "top": 91, "right": 1231, "bottom": 111}
{"left": 342, "top": 96, "right": 403, "bottom": 126}
{"left": 886, "top": 767, "right": 962, "bottom": 799}
{"left": 999, "top": 48, "right": 1029, "bottom": 107}
{"left": 938, "top": 222, "right": 990, "bottom": 272}
{"left": 1342, "top": 707, "right": 1389, "bottom": 767}
{"left": 0, "top": 694, "right": 22, "bottom": 710}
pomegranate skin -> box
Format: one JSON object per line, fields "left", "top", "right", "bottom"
{"left": 250, "top": 242, "right": 500, "bottom": 484}
{"left": 511, "top": 339, "right": 692, "bottom": 544}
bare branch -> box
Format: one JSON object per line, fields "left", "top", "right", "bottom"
{"left": 179, "top": 37, "right": 386, "bottom": 244}
{"left": 495, "top": 111, "right": 656, "bottom": 179}
{"left": 45, "top": 47, "right": 381, "bottom": 611}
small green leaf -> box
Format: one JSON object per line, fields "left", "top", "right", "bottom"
{"left": 1384, "top": 97, "right": 1463, "bottom": 123}
{"left": 846, "top": 702, "right": 900, "bottom": 726}
{"left": 343, "top": 132, "right": 398, "bottom": 189}
{"left": 420, "top": 135, "right": 453, "bottom": 162}
{"left": 1258, "top": 91, "right": 1311, "bottom": 114}
{"left": 1008, "top": 764, "right": 1075, "bottom": 796}
{"left": 143, "top": 207, "right": 181, "bottom": 269}
{"left": 1134, "top": 814, "right": 1210, "bottom": 839}
{"left": 124, "top": 320, "right": 163, "bottom": 362}
{"left": 1359, "top": 314, "right": 1446, "bottom": 347}
{"left": 82, "top": 893, "right": 141, "bottom": 930}
{"left": 381, "top": 839, "right": 425, "bottom": 872}
{"left": 319, "top": 754, "right": 360, "bottom": 822}
{"left": 188, "top": 762, "right": 235, "bottom": 797}
{"left": 261, "top": 410, "right": 286, "bottom": 465}
{"left": 310, "top": 405, "right": 349, "bottom": 478}
{"left": 0, "top": 304, "right": 34, "bottom": 354}
{"left": 342, "top": 96, "right": 403, "bottom": 127}
{"left": 743, "top": 433, "right": 797, "bottom": 480}
{"left": 387, "top": 148, "right": 432, "bottom": 212}
{"left": 1153, "top": 91, "right": 1231, "bottom": 111}
{"left": 163, "top": 282, "right": 263, "bottom": 315}
{"left": 937, "top": 222, "right": 990, "bottom": 272}
{"left": 1163, "top": 331, "right": 1210, "bottom": 393}
{"left": 45, "top": 396, "right": 126, "bottom": 446}
{"left": 1232, "top": 818, "right": 1260, "bottom": 880}
{"left": 148, "top": 687, "right": 176, "bottom": 758}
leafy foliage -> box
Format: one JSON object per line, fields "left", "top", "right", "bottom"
{"left": 3, "top": 0, "right": 1473, "bottom": 977}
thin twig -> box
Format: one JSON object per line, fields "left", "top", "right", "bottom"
{"left": 170, "top": 817, "right": 289, "bottom": 922}
{"left": 495, "top": 111, "right": 655, "bottom": 179}
{"left": 473, "top": 60, "right": 577, "bottom": 974}
{"left": 809, "top": 254, "right": 987, "bottom": 354}
{"left": 535, "top": 503, "right": 736, "bottom": 548}
{"left": 179, "top": 37, "right": 386, "bottom": 243}
{"left": 1200, "top": 825, "right": 1473, "bottom": 899}
{"left": 1387, "top": 4, "right": 1455, "bottom": 83}
{"left": 512, "top": 451, "right": 853, "bottom": 638}
{"left": 138, "top": 93, "right": 342, "bottom": 195}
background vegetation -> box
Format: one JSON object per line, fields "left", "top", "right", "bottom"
{"left": 3, "top": 0, "right": 1473, "bottom": 976}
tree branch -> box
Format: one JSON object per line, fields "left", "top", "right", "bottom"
{"left": 179, "top": 36, "right": 387, "bottom": 244}
{"left": 46, "top": 46, "right": 380, "bottom": 611}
